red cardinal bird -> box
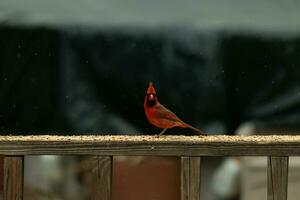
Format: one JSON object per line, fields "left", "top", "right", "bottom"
{"left": 144, "top": 82, "right": 206, "bottom": 136}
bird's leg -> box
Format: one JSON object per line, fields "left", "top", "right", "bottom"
{"left": 158, "top": 128, "right": 167, "bottom": 136}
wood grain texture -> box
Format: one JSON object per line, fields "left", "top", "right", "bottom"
{"left": 4, "top": 156, "right": 24, "bottom": 200}
{"left": 0, "top": 156, "right": 4, "bottom": 191}
{"left": 181, "top": 157, "right": 201, "bottom": 200}
{"left": 267, "top": 156, "right": 289, "bottom": 200}
{"left": 0, "top": 135, "right": 299, "bottom": 156}
{"left": 92, "top": 156, "right": 112, "bottom": 200}
{"left": 181, "top": 157, "right": 189, "bottom": 200}
{"left": 189, "top": 157, "right": 201, "bottom": 200}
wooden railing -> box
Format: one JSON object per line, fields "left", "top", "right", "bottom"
{"left": 1, "top": 135, "right": 299, "bottom": 200}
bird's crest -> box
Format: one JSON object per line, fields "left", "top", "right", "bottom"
{"left": 147, "top": 82, "right": 156, "bottom": 94}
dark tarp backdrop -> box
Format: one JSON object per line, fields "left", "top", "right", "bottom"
{"left": 0, "top": 26, "right": 300, "bottom": 134}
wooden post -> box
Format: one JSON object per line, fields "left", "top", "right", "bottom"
{"left": 181, "top": 157, "right": 201, "bottom": 200}
{"left": 4, "top": 156, "right": 24, "bottom": 200}
{"left": 92, "top": 156, "right": 112, "bottom": 200}
{"left": 0, "top": 156, "right": 4, "bottom": 192}
{"left": 181, "top": 157, "right": 190, "bottom": 200}
{"left": 267, "top": 156, "right": 289, "bottom": 200}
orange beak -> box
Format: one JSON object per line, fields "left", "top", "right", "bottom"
{"left": 147, "top": 82, "right": 156, "bottom": 94}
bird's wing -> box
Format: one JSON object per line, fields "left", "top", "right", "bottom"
{"left": 154, "top": 103, "right": 184, "bottom": 123}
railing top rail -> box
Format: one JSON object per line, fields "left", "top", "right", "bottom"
{"left": 0, "top": 135, "right": 299, "bottom": 156}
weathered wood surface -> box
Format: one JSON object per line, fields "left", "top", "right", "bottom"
{"left": 189, "top": 157, "right": 201, "bottom": 200}
{"left": 181, "top": 157, "right": 190, "bottom": 200}
{"left": 92, "top": 156, "right": 112, "bottom": 200}
{"left": 181, "top": 157, "right": 201, "bottom": 200}
{"left": 0, "top": 156, "right": 4, "bottom": 191}
{"left": 4, "top": 156, "right": 24, "bottom": 200}
{"left": 0, "top": 135, "right": 299, "bottom": 156}
{"left": 267, "top": 156, "right": 289, "bottom": 200}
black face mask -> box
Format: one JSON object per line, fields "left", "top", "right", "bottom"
{"left": 146, "top": 93, "right": 157, "bottom": 107}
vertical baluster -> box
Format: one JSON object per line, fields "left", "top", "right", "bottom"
{"left": 181, "top": 157, "right": 201, "bottom": 200}
{"left": 4, "top": 156, "right": 24, "bottom": 200}
{"left": 267, "top": 156, "right": 289, "bottom": 200}
{"left": 92, "top": 156, "right": 112, "bottom": 200}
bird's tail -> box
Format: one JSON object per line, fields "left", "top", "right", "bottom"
{"left": 181, "top": 123, "right": 207, "bottom": 136}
